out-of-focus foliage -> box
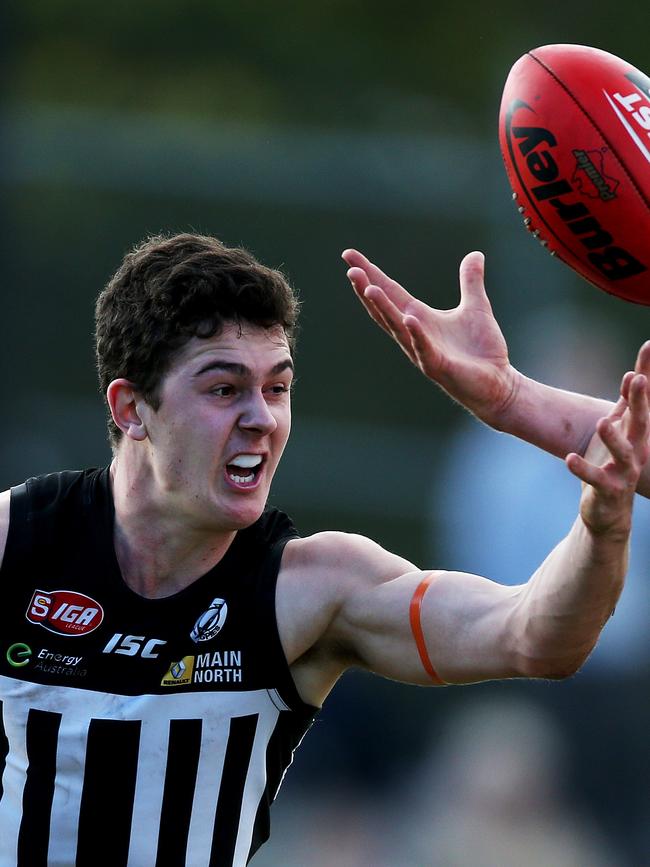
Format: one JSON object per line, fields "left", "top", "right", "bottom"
{"left": 12, "top": 0, "right": 650, "bottom": 133}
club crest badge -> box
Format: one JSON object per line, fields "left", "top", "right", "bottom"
{"left": 190, "top": 598, "right": 228, "bottom": 643}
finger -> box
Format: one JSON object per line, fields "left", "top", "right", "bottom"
{"left": 566, "top": 452, "right": 607, "bottom": 488}
{"left": 350, "top": 279, "right": 421, "bottom": 366}
{"left": 634, "top": 339, "right": 650, "bottom": 377}
{"left": 364, "top": 285, "right": 419, "bottom": 359}
{"left": 348, "top": 267, "right": 390, "bottom": 328}
{"left": 458, "top": 251, "right": 491, "bottom": 311}
{"left": 346, "top": 266, "right": 371, "bottom": 299}
{"left": 347, "top": 266, "right": 396, "bottom": 335}
{"left": 619, "top": 370, "right": 635, "bottom": 403}
{"left": 342, "top": 249, "right": 414, "bottom": 309}
{"left": 404, "top": 315, "right": 444, "bottom": 376}
{"left": 597, "top": 417, "right": 634, "bottom": 467}
{"left": 609, "top": 392, "right": 629, "bottom": 423}
{"left": 361, "top": 291, "right": 396, "bottom": 336}
{"left": 623, "top": 373, "right": 649, "bottom": 445}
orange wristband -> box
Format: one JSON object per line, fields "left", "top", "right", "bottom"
{"left": 409, "top": 573, "right": 445, "bottom": 684}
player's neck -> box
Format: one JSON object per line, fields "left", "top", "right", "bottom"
{"left": 108, "top": 456, "right": 237, "bottom": 599}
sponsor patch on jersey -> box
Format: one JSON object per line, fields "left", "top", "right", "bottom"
{"left": 6, "top": 642, "right": 32, "bottom": 667}
{"left": 102, "top": 633, "right": 167, "bottom": 658}
{"left": 190, "top": 598, "right": 228, "bottom": 643}
{"left": 161, "top": 655, "right": 195, "bottom": 687}
{"left": 6, "top": 642, "right": 88, "bottom": 678}
{"left": 194, "top": 650, "right": 243, "bottom": 683}
{"left": 26, "top": 589, "right": 104, "bottom": 636}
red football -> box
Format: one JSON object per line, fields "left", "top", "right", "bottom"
{"left": 499, "top": 44, "right": 650, "bottom": 304}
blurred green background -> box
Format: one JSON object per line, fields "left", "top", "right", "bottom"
{"left": 2, "top": 2, "right": 649, "bottom": 864}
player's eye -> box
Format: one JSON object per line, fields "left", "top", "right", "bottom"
{"left": 211, "top": 385, "right": 235, "bottom": 397}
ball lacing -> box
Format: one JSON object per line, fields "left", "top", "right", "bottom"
{"left": 512, "top": 192, "right": 555, "bottom": 255}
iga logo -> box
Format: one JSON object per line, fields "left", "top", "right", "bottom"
{"left": 190, "top": 598, "right": 228, "bottom": 643}
{"left": 26, "top": 589, "right": 104, "bottom": 636}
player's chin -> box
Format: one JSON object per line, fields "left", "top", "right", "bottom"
{"left": 219, "top": 487, "right": 269, "bottom": 529}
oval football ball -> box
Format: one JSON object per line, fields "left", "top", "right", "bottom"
{"left": 499, "top": 44, "right": 650, "bottom": 304}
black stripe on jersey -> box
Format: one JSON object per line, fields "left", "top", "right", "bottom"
{"left": 17, "top": 708, "right": 62, "bottom": 867}
{"left": 155, "top": 718, "right": 203, "bottom": 867}
{"left": 0, "top": 701, "right": 8, "bottom": 802}
{"left": 210, "top": 713, "right": 259, "bottom": 867}
{"left": 76, "top": 718, "right": 141, "bottom": 867}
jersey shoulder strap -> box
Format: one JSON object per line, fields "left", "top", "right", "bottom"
{"left": 3, "top": 468, "right": 106, "bottom": 574}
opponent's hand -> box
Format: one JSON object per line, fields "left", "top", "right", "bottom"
{"left": 342, "top": 248, "right": 517, "bottom": 426}
{"left": 567, "top": 372, "right": 650, "bottom": 537}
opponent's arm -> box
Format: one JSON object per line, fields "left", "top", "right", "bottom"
{"left": 326, "top": 375, "right": 648, "bottom": 686}
{"left": 0, "top": 490, "right": 10, "bottom": 570}
{"left": 342, "top": 248, "right": 650, "bottom": 497}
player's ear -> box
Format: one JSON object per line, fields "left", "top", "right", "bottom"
{"left": 106, "top": 379, "right": 148, "bottom": 442}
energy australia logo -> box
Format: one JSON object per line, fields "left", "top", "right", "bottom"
{"left": 190, "top": 598, "right": 228, "bottom": 643}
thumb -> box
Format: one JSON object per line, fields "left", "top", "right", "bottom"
{"left": 458, "top": 251, "right": 490, "bottom": 310}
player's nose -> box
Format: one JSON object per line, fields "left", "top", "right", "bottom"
{"left": 238, "top": 391, "right": 278, "bottom": 434}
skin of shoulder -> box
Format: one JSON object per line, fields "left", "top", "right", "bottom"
{"left": 0, "top": 490, "right": 10, "bottom": 570}
{"left": 277, "top": 530, "right": 417, "bottom": 707}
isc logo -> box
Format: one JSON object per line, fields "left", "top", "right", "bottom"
{"left": 102, "top": 633, "right": 167, "bottom": 659}
{"left": 26, "top": 589, "right": 104, "bottom": 636}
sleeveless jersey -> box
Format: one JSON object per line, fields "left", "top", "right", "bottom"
{"left": 0, "top": 468, "right": 318, "bottom": 867}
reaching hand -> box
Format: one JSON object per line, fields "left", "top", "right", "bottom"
{"left": 342, "top": 248, "right": 517, "bottom": 426}
{"left": 567, "top": 372, "right": 650, "bottom": 537}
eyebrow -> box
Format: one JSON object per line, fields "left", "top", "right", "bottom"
{"left": 193, "top": 359, "right": 295, "bottom": 378}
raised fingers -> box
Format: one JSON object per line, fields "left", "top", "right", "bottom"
{"left": 345, "top": 265, "right": 395, "bottom": 335}
{"left": 565, "top": 418, "right": 633, "bottom": 489}
{"left": 362, "top": 286, "right": 420, "bottom": 364}
{"left": 568, "top": 374, "right": 649, "bottom": 489}
{"left": 342, "top": 249, "right": 414, "bottom": 310}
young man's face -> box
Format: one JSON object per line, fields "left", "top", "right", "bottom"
{"left": 139, "top": 322, "right": 293, "bottom": 532}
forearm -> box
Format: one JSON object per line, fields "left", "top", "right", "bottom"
{"left": 489, "top": 370, "right": 650, "bottom": 498}
{"left": 490, "top": 369, "right": 613, "bottom": 460}
{"left": 514, "top": 517, "right": 628, "bottom": 678}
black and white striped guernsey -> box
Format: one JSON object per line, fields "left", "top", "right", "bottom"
{"left": 0, "top": 468, "right": 318, "bottom": 867}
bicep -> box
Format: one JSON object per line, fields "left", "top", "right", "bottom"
{"left": 337, "top": 568, "right": 525, "bottom": 685}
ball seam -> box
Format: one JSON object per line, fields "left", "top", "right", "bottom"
{"left": 528, "top": 49, "right": 650, "bottom": 213}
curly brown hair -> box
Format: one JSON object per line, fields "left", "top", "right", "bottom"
{"left": 95, "top": 232, "right": 299, "bottom": 447}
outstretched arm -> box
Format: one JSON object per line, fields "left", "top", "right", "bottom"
{"left": 324, "top": 372, "right": 648, "bottom": 686}
{"left": 342, "top": 248, "right": 650, "bottom": 496}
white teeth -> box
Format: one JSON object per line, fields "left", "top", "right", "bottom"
{"left": 229, "top": 454, "right": 263, "bottom": 469}
{"left": 229, "top": 472, "right": 254, "bottom": 484}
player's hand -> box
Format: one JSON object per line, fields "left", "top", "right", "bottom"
{"left": 342, "top": 248, "right": 517, "bottom": 426}
{"left": 567, "top": 372, "right": 650, "bottom": 537}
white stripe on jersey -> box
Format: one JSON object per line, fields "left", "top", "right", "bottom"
{"left": 0, "top": 675, "right": 283, "bottom": 867}
{"left": 126, "top": 708, "right": 170, "bottom": 866}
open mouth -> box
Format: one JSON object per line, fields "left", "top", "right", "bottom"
{"left": 225, "top": 454, "right": 265, "bottom": 487}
